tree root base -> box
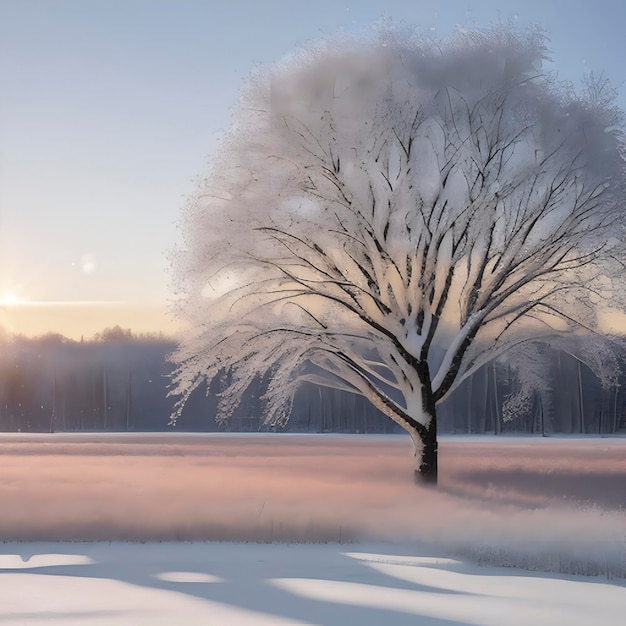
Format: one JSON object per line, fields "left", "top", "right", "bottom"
{"left": 414, "top": 468, "right": 438, "bottom": 486}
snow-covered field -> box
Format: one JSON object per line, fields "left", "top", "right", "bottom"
{"left": 2, "top": 541, "right": 625, "bottom": 625}
{"left": 1, "top": 433, "right": 625, "bottom": 624}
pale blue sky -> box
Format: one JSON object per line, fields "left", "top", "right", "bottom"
{"left": 0, "top": 0, "right": 624, "bottom": 337}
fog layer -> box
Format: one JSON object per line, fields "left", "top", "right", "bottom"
{"left": 1, "top": 434, "right": 624, "bottom": 575}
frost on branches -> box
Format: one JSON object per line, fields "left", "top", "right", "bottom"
{"left": 170, "top": 26, "right": 626, "bottom": 484}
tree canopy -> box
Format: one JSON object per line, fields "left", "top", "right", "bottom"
{"left": 171, "top": 25, "right": 625, "bottom": 482}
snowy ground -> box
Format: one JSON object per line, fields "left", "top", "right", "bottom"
{"left": 1, "top": 541, "right": 625, "bottom": 625}
{"left": 1, "top": 433, "right": 625, "bottom": 624}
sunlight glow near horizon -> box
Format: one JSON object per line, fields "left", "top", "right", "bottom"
{"left": 0, "top": 301, "right": 180, "bottom": 340}
{"left": 0, "top": 0, "right": 624, "bottom": 338}
{"left": 0, "top": 292, "right": 21, "bottom": 307}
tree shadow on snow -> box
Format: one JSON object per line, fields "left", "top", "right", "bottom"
{"left": 0, "top": 542, "right": 479, "bottom": 626}
{"left": 441, "top": 467, "right": 626, "bottom": 510}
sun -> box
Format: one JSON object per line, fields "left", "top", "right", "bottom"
{"left": 0, "top": 291, "right": 22, "bottom": 307}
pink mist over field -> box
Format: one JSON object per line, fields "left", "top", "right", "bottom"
{"left": 1, "top": 433, "right": 624, "bottom": 574}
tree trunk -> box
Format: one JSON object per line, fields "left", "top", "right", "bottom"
{"left": 416, "top": 415, "right": 438, "bottom": 485}
{"left": 577, "top": 360, "right": 585, "bottom": 434}
{"left": 406, "top": 391, "right": 438, "bottom": 486}
{"left": 361, "top": 371, "right": 438, "bottom": 485}
{"left": 493, "top": 362, "right": 501, "bottom": 435}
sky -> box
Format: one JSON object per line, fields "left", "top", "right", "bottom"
{"left": 0, "top": 0, "right": 624, "bottom": 339}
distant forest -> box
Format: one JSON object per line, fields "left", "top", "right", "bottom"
{"left": 0, "top": 326, "right": 624, "bottom": 435}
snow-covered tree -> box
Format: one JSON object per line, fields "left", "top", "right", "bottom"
{"left": 170, "top": 26, "right": 625, "bottom": 483}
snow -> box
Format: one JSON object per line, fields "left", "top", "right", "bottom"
{"left": 1, "top": 542, "right": 624, "bottom": 625}
{"left": 0, "top": 433, "right": 624, "bottom": 624}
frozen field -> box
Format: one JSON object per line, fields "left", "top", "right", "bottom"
{"left": 1, "top": 433, "right": 625, "bottom": 624}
